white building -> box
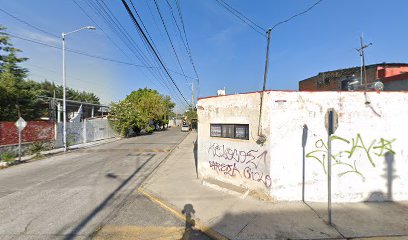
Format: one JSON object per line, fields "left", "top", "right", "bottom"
{"left": 197, "top": 91, "right": 408, "bottom": 202}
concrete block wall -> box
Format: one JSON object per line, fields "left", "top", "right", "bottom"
{"left": 55, "top": 119, "right": 116, "bottom": 147}
{"left": 197, "top": 91, "right": 408, "bottom": 202}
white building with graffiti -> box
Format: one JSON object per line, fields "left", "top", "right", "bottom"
{"left": 197, "top": 91, "right": 408, "bottom": 202}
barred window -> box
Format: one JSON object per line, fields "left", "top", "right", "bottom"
{"left": 210, "top": 124, "right": 222, "bottom": 137}
{"left": 210, "top": 124, "right": 249, "bottom": 140}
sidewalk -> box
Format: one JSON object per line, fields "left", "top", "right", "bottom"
{"left": 140, "top": 132, "right": 408, "bottom": 240}
{"left": 0, "top": 137, "right": 119, "bottom": 168}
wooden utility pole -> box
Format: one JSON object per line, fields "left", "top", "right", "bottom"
{"left": 257, "top": 28, "right": 272, "bottom": 142}
{"left": 356, "top": 33, "right": 372, "bottom": 90}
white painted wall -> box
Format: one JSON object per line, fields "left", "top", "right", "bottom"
{"left": 56, "top": 119, "right": 116, "bottom": 147}
{"left": 197, "top": 91, "right": 408, "bottom": 202}
{"left": 197, "top": 92, "right": 273, "bottom": 196}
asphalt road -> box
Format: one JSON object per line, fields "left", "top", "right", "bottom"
{"left": 0, "top": 128, "right": 210, "bottom": 240}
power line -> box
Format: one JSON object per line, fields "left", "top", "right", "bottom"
{"left": 90, "top": 0, "right": 185, "bottom": 104}
{"left": 6, "top": 32, "right": 152, "bottom": 68}
{"left": 165, "top": 0, "right": 188, "bottom": 53}
{"left": 0, "top": 8, "right": 59, "bottom": 38}
{"left": 153, "top": 0, "right": 188, "bottom": 83}
{"left": 124, "top": 0, "right": 180, "bottom": 98}
{"left": 271, "top": 0, "right": 324, "bottom": 31}
{"left": 121, "top": 0, "right": 189, "bottom": 106}
{"left": 2, "top": 4, "right": 196, "bottom": 84}
{"left": 72, "top": 0, "right": 131, "bottom": 60}
{"left": 214, "top": 0, "right": 266, "bottom": 37}
{"left": 174, "top": 0, "right": 202, "bottom": 97}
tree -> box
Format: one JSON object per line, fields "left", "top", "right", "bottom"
{"left": 185, "top": 108, "right": 197, "bottom": 124}
{"left": 0, "top": 25, "right": 101, "bottom": 121}
{"left": 0, "top": 25, "right": 29, "bottom": 120}
{"left": 108, "top": 88, "right": 175, "bottom": 137}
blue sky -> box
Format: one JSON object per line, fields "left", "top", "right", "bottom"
{"left": 1, "top": 0, "right": 408, "bottom": 112}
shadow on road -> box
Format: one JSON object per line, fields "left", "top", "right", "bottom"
{"left": 194, "top": 138, "right": 198, "bottom": 179}
{"left": 180, "top": 203, "right": 209, "bottom": 240}
{"left": 61, "top": 154, "right": 155, "bottom": 240}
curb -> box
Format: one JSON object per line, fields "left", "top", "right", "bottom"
{"left": 138, "top": 187, "right": 229, "bottom": 240}
{"left": 139, "top": 131, "right": 191, "bottom": 188}
{"left": 0, "top": 137, "right": 121, "bottom": 170}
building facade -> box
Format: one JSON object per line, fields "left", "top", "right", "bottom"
{"left": 299, "top": 63, "right": 408, "bottom": 91}
{"left": 197, "top": 91, "right": 408, "bottom": 202}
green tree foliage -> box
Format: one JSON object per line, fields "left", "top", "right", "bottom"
{"left": 184, "top": 108, "right": 197, "bottom": 124}
{"left": 0, "top": 25, "right": 100, "bottom": 121}
{"left": 108, "top": 88, "right": 175, "bottom": 137}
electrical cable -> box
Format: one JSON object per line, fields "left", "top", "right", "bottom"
{"left": 121, "top": 0, "right": 189, "bottom": 107}
{"left": 214, "top": 0, "right": 266, "bottom": 36}
{"left": 6, "top": 32, "right": 152, "bottom": 68}
{"left": 271, "top": 0, "right": 324, "bottom": 31}
{"left": 174, "top": 0, "right": 201, "bottom": 97}
{"left": 153, "top": 0, "right": 189, "bottom": 84}
{"left": 0, "top": 8, "right": 59, "bottom": 38}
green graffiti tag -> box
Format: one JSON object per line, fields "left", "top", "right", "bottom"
{"left": 306, "top": 134, "right": 396, "bottom": 180}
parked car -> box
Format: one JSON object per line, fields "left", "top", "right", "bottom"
{"left": 181, "top": 124, "right": 190, "bottom": 132}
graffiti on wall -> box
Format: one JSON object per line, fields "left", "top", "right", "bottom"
{"left": 207, "top": 143, "right": 271, "bottom": 188}
{"left": 306, "top": 133, "right": 396, "bottom": 180}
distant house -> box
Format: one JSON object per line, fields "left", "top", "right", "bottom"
{"left": 299, "top": 63, "right": 408, "bottom": 91}
{"left": 382, "top": 72, "right": 408, "bottom": 91}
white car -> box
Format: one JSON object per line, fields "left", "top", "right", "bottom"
{"left": 181, "top": 124, "right": 190, "bottom": 132}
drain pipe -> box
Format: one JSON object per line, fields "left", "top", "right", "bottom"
{"left": 257, "top": 28, "right": 272, "bottom": 145}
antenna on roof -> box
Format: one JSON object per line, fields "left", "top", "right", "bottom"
{"left": 356, "top": 33, "right": 373, "bottom": 90}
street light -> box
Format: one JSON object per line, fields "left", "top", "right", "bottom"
{"left": 62, "top": 26, "right": 96, "bottom": 152}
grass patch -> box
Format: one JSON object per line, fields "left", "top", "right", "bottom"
{"left": 29, "top": 142, "right": 46, "bottom": 155}
{"left": 1, "top": 152, "right": 16, "bottom": 163}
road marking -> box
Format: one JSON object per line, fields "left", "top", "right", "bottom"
{"left": 81, "top": 149, "right": 172, "bottom": 153}
{"left": 351, "top": 237, "right": 408, "bottom": 240}
{"left": 137, "top": 187, "right": 229, "bottom": 240}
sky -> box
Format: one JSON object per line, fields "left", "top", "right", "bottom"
{"left": 1, "top": 0, "right": 408, "bottom": 113}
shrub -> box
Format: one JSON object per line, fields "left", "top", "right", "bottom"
{"left": 29, "top": 142, "right": 45, "bottom": 155}
{"left": 145, "top": 126, "right": 154, "bottom": 134}
{"left": 1, "top": 152, "right": 16, "bottom": 162}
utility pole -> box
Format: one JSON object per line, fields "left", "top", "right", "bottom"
{"left": 356, "top": 33, "right": 372, "bottom": 90}
{"left": 62, "top": 26, "right": 96, "bottom": 152}
{"left": 257, "top": 28, "right": 272, "bottom": 143}
{"left": 186, "top": 82, "right": 194, "bottom": 110}
{"left": 191, "top": 81, "right": 194, "bottom": 109}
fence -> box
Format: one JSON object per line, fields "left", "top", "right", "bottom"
{"left": 55, "top": 118, "right": 116, "bottom": 147}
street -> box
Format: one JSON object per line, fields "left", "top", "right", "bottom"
{"left": 0, "top": 128, "right": 209, "bottom": 240}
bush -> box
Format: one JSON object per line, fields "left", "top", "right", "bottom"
{"left": 145, "top": 126, "right": 154, "bottom": 134}
{"left": 1, "top": 152, "right": 16, "bottom": 162}
{"left": 29, "top": 142, "right": 45, "bottom": 155}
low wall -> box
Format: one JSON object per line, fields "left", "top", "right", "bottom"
{"left": 197, "top": 91, "right": 408, "bottom": 202}
{"left": 0, "top": 140, "right": 54, "bottom": 156}
{"left": 0, "top": 121, "right": 54, "bottom": 146}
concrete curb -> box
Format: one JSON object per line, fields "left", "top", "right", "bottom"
{"left": 138, "top": 187, "right": 229, "bottom": 240}
{"left": 0, "top": 137, "right": 121, "bottom": 169}
{"left": 139, "top": 131, "right": 191, "bottom": 189}
{"left": 136, "top": 130, "right": 230, "bottom": 240}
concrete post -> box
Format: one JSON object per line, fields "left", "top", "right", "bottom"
{"left": 83, "top": 119, "right": 87, "bottom": 144}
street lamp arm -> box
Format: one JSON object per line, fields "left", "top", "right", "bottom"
{"left": 63, "top": 26, "right": 96, "bottom": 37}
